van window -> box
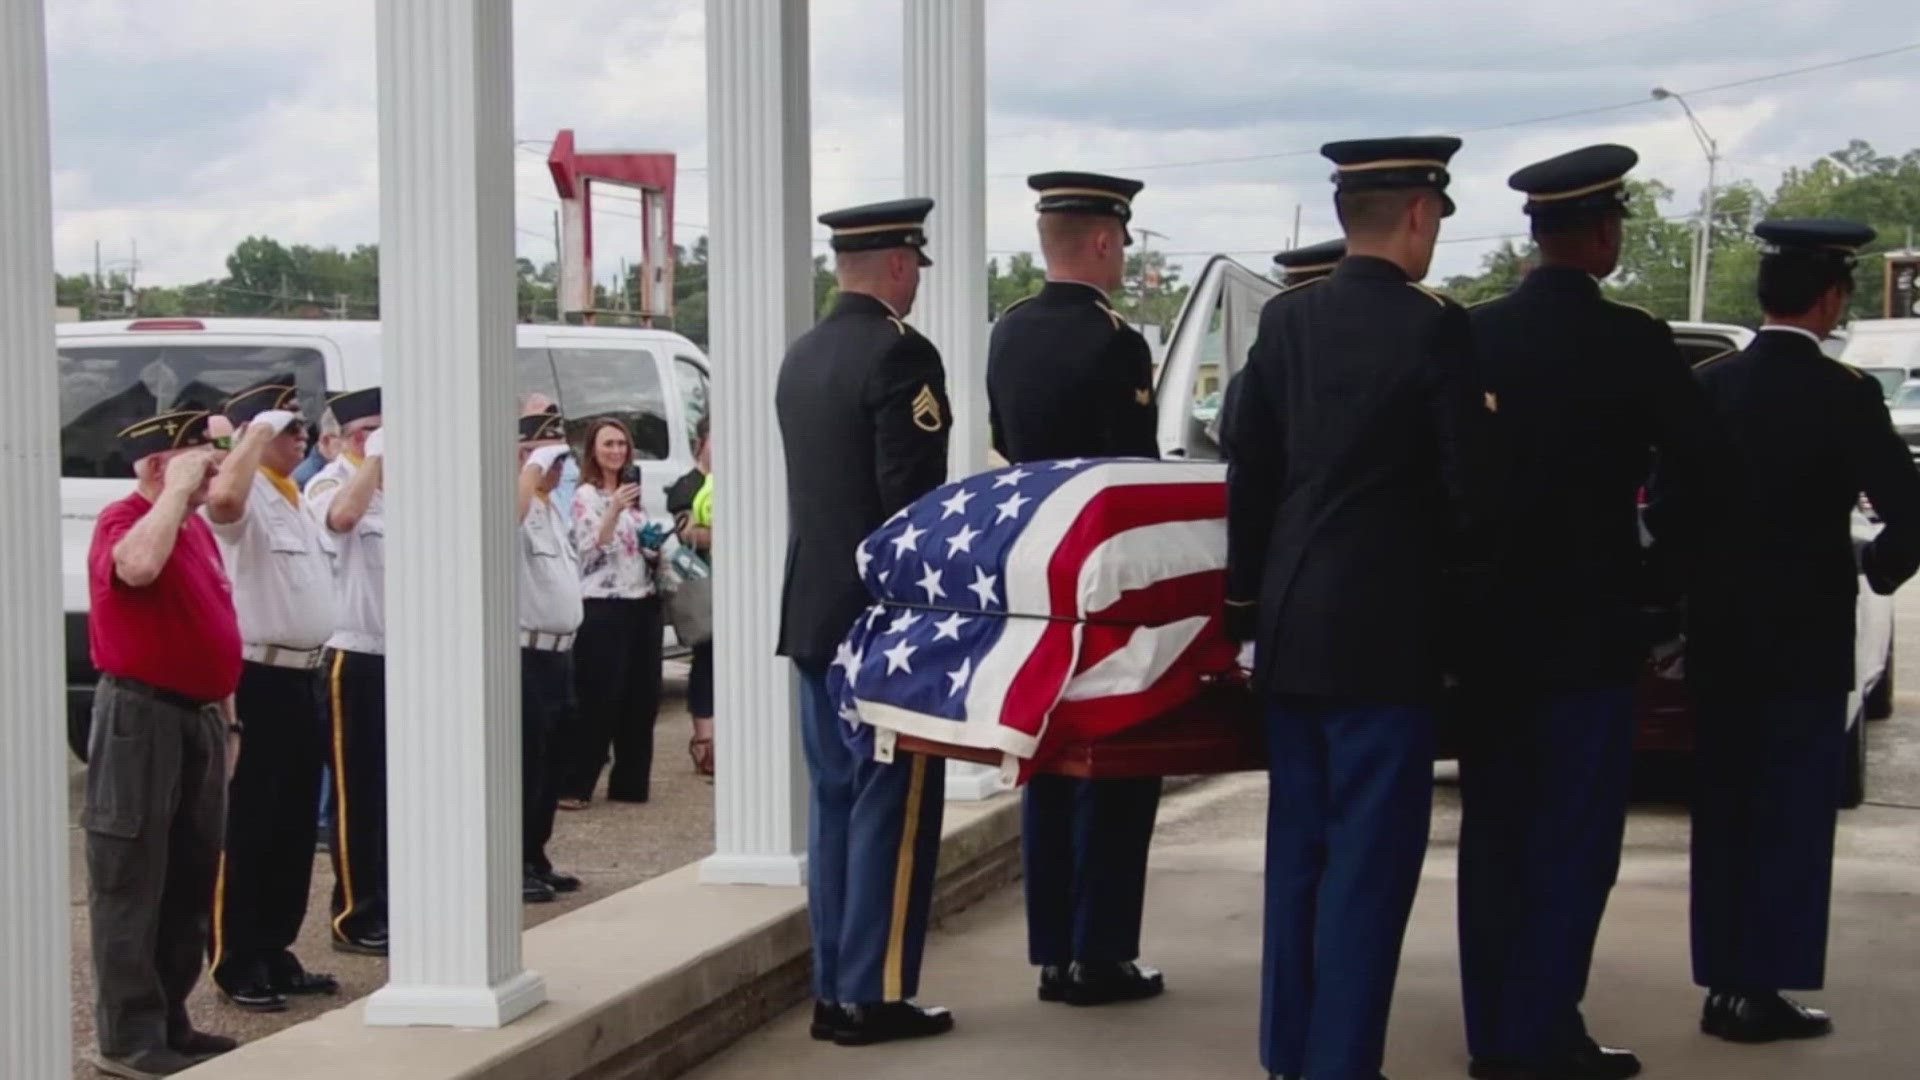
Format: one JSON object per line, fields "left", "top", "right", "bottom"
{"left": 550, "top": 347, "right": 669, "bottom": 460}
{"left": 675, "top": 355, "right": 709, "bottom": 446}
{"left": 517, "top": 347, "right": 561, "bottom": 411}
{"left": 1674, "top": 334, "right": 1739, "bottom": 367}
{"left": 58, "top": 344, "right": 326, "bottom": 478}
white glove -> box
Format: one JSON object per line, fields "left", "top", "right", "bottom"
{"left": 364, "top": 428, "right": 385, "bottom": 459}
{"left": 251, "top": 409, "right": 299, "bottom": 435}
{"left": 526, "top": 443, "right": 569, "bottom": 473}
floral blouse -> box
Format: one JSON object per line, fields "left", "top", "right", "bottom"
{"left": 571, "top": 482, "right": 668, "bottom": 599}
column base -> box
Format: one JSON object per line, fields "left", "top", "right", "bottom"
{"left": 363, "top": 968, "right": 546, "bottom": 1028}
{"left": 945, "top": 760, "right": 1007, "bottom": 801}
{"left": 699, "top": 852, "right": 808, "bottom": 887}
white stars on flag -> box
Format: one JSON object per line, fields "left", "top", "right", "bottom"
{"left": 1050, "top": 458, "right": 1085, "bottom": 470}
{"left": 939, "top": 487, "right": 975, "bottom": 519}
{"left": 883, "top": 638, "right": 918, "bottom": 675}
{"left": 992, "top": 467, "right": 1031, "bottom": 488}
{"left": 892, "top": 522, "right": 927, "bottom": 556}
{"left": 916, "top": 565, "right": 946, "bottom": 602}
{"left": 887, "top": 610, "right": 921, "bottom": 636}
{"left": 995, "top": 491, "right": 1030, "bottom": 523}
{"left": 832, "top": 640, "right": 863, "bottom": 675}
{"left": 932, "top": 612, "right": 971, "bottom": 641}
{"left": 946, "top": 656, "right": 972, "bottom": 697}
{"left": 855, "top": 543, "right": 873, "bottom": 579}
{"left": 946, "top": 523, "right": 980, "bottom": 557}
{"left": 968, "top": 566, "right": 1000, "bottom": 607}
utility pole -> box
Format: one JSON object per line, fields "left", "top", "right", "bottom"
{"left": 1291, "top": 203, "right": 1302, "bottom": 251}
{"left": 1652, "top": 87, "right": 1719, "bottom": 322}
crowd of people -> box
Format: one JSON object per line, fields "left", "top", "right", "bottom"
{"left": 775, "top": 138, "right": 1920, "bottom": 1080}
{"left": 80, "top": 379, "right": 713, "bottom": 1078}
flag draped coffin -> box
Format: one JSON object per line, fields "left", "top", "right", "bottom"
{"left": 829, "top": 459, "right": 1237, "bottom": 769}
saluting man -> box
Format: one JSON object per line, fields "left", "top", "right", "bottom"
{"left": 1683, "top": 220, "right": 1920, "bottom": 1044}
{"left": 1457, "top": 145, "right": 1715, "bottom": 1080}
{"left": 303, "top": 387, "right": 390, "bottom": 957}
{"left": 986, "top": 171, "right": 1167, "bottom": 1008}
{"left": 776, "top": 198, "right": 955, "bottom": 1047}
{"left": 1220, "top": 136, "right": 1496, "bottom": 1080}
{"left": 203, "top": 375, "right": 342, "bottom": 1014}
{"left": 516, "top": 409, "right": 585, "bottom": 904}
{"left": 1217, "top": 239, "right": 1348, "bottom": 453}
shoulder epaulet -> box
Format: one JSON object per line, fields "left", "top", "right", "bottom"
{"left": 1276, "top": 276, "right": 1327, "bottom": 297}
{"left": 1465, "top": 294, "right": 1501, "bottom": 309}
{"left": 887, "top": 316, "right": 911, "bottom": 336}
{"left": 1406, "top": 282, "right": 1449, "bottom": 307}
{"left": 1602, "top": 296, "right": 1657, "bottom": 319}
{"left": 1094, "top": 302, "right": 1127, "bottom": 331}
{"left": 1693, "top": 349, "right": 1735, "bottom": 371}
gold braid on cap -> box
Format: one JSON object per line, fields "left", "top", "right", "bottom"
{"left": 831, "top": 221, "right": 925, "bottom": 237}
{"left": 1527, "top": 178, "right": 1626, "bottom": 203}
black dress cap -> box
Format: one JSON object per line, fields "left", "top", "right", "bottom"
{"left": 118, "top": 410, "right": 216, "bottom": 462}
{"left": 1754, "top": 218, "right": 1877, "bottom": 266}
{"left": 1272, "top": 238, "right": 1347, "bottom": 282}
{"left": 1321, "top": 135, "right": 1462, "bottom": 217}
{"left": 518, "top": 410, "right": 567, "bottom": 444}
{"left": 222, "top": 373, "right": 300, "bottom": 426}
{"left": 1028, "top": 171, "right": 1145, "bottom": 244}
{"left": 327, "top": 386, "right": 382, "bottom": 426}
{"left": 1509, "top": 144, "right": 1637, "bottom": 219}
{"left": 819, "top": 198, "right": 936, "bottom": 266}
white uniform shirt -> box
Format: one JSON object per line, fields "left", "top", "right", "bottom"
{"left": 208, "top": 472, "right": 339, "bottom": 649}
{"left": 519, "top": 494, "right": 584, "bottom": 636}
{"left": 306, "top": 456, "right": 386, "bottom": 654}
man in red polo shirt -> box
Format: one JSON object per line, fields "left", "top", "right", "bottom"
{"left": 83, "top": 409, "right": 243, "bottom": 1079}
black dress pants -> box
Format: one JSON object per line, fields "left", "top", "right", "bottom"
{"left": 522, "top": 646, "right": 572, "bottom": 875}
{"left": 564, "top": 596, "right": 663, "bottom": 801}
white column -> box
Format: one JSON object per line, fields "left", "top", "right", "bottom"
{"left": 906, "top": 0, "right": 1003, "bottom": 802}
{"left": 365, "top": 0, "right": 543, "bottom": 1027}
{"left": 698, "top": 0, "right": 814, "bottom": 887}
{"left": 0, "top": 1, "right": 71, "bottom": 1073}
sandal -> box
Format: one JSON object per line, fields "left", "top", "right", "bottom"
{"left": 557, "top": 797, "right": 590, "bottom": 811}
{"left": 689, "top": 735, "right": 715, "bottom": 778}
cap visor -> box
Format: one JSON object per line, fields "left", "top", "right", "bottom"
{"left": 917, "top": 252, "right": 934, "bottom": 268}
{"left": 1441, "top": 192, "right": 1457, "bottom": 218}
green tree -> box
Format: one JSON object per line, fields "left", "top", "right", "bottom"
{"left": 1116, "top": 248, "right": 1189, "bottom": 330}
{"left": 1442, "top": 240, "right": 1534, "bottom": 305}
{"left": 986, "top": 252, "right": 1046, "bottom": 317}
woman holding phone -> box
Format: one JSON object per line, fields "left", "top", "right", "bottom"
{"left": 561, "top": 417, "right": 669, "bottom": 807}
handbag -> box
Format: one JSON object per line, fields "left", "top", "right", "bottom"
{"left": 661, "top": 537, "right": 713, "bottom": 646}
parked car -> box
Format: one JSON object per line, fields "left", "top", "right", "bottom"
{"left": 1154, "top": 257, "right": 1889, "bottom": 805}
{"left": 58, "top": 317, "right": 711, "bottom": 757}
{"left": 1840, "top": 317, "right": 1920, "bottom": 399}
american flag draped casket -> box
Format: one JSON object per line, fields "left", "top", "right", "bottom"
{"left": 827, "top": 459, "right": 1239, "bottom": 774}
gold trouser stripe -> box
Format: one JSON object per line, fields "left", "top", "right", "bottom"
{"left": 210, "top": 852, "right": 228, "bottom": 972}
{"left": 883, "top": 754, "right": 929, "bottom": 1002}
{"left": 327, "top": 651, "right": 358, "bottom": 940}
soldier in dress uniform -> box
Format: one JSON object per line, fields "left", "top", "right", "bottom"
{"left": 203, "top": 375, "right": 342, "bottom": 1013}
{"left": 1457, "top": 145, "right": 1716, "bottom": 1080}
{"left": 986, "top": 171, "right": 1167, "bottom": 1008}
{"left": 1219, "top": 136, "right": 1496, "bottom": 1080}
{"left": 1217, "top": 239, "right": 1348, "bottom": 454}
{"left": 303, "top": 386, "right": 390, "bottom": 957}
{"left": 1683, "top": 219, "right": 1920, "bottom": 1043}
{"left": 776, "top": 197, "right": 955, "bottom": 1047}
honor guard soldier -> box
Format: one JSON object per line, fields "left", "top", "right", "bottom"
{"left": 203, "top": 376, "right": 342, "bottom": 1013}
{"left": 1683, "top": 219, "right": 1920, "bottom": 1043}
{"left": 986, "top": 170, "right": 1167, "bottom": 1008}
{"left": 516, "top": 410, "right": 584, "bottom": 903}
{"left": 776, "top": 197, "right": 955, "bottom": 1046}
{"left": 1458, "top": 145, "right": 1716, "bottom": 1080}
{"left": 1217, "top": 239, "right": 1349, "bottom": 453}
{"left": 1220, "top": 136, "right": 1496, "bottom": 1080}
{"left": 84, "top": 411, "right": 241, "bottom": 1076}
{"left": 303, "top": 387, "right": 390, "bottom": 957}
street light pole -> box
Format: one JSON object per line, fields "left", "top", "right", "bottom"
{"left": 1653, "top": 87, "right": 1719, "bottom": 322}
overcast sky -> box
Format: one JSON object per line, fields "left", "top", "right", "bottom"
{"left": 43, "top": 0, "right": 1920, "bottom": 300}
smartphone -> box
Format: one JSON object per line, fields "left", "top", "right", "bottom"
{"left": 618, "top": 463, "right": 641, "bottom": 488}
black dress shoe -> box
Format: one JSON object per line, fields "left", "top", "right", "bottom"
{"left": 832, "top": 1000, "right": 955, "bottom": 1046}
{"left": 1036, "top": 963, "right": 1072, "bottom": 1003}
{"left": 92, "top": 1048, "right": 204, "bottom": 1079}
{"left": 539, "top": 869, "right": 583, "bottom": 893}
{"left": 331, "top": 929, "right": 389, "bottom": 956}
{"left": 523, "top": 874, "right": 558, "bottom": 903}
{"left": 1701, "top": 990, "right": 1832, "bottom": 1043}
{"left": 1555, "top": 1040, "right": 1641, "bottom": 1079}
{"left": 219, "top": 978, "right": 289, "bottom": 1013}
{"left": 268, "top": 960, "right": 340, "bottom": 997}
{"left": 170, "top": 1030, "right": 238, "bottom": 1059}
{"left": 1062, "top": 960, "right": 1165, "bottom": 1006}
{"left": 809, "top": 1000, "right": 851, "bottom": 1041}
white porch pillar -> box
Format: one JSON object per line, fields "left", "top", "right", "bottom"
{"left": 0, "top": 1, "right": 72, "bottom": 1074}
{"left": 698, "top": 0, "right": 814, "bottom": 886}
{"left": 365, "top": 0, "right": 543, "bottom": 1027}
{"left": 906, "top": 0, "right": 1003, "bottom": 801}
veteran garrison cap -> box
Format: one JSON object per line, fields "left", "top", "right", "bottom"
{"left": 222, "top": 372, "right": 300, "bottom": 426}
{"left": 518, "top": 410, "right": 567, "bottom": 444}
{"left": 819, "top": 198, "right": 936, "bottom": 267}
{"left": 1028, "top": 171, "right": 1145, "bottom": 245}
{"left": 326, "top": 386, "right": 382, "bottom": 426}
{"left": 118, "top": 409, "right": 217, "bottom": 462}
{"left": 1510, "top": 144, "right": 1637, "bottom": 221}
{"left": 1272, "top": 238, "right": 1347, "bottom": 283}
{"left": 1321, "top": 135, "right": 1462, "bottom": 217}
{"left": 1754, "top": 218, "right": 1877, "bottom": 268}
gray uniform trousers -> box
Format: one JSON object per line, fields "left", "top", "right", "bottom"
{"left": 83, "top": 675, "right": 227, "bottom": 1058}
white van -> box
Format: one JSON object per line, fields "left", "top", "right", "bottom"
{"left": 1839, "top": 318, "right": 1920, "bottom": 397}
{"left": 57, "top": 317, "right": 711, "bottom": 735}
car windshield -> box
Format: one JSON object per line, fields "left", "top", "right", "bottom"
{"left": 548, "top": 346, "right": 670, "bottom": 460}
{"left": 1894, "top": 383, "right": 1920, "bottom": 408}
{"left": 1866, "top": 368, "right": 1906, "bottom": 400}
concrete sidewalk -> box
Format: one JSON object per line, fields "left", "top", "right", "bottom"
{"left": 683, "top": 773, "right": 1920, "bottom": 1080}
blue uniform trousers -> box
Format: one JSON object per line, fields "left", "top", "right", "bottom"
{"left": 796, "top": 663, "right": 946, "bottom": 1005}
{"left": 1691, "top": 690, "right": 1845, "bottom": 991}
{"left": 1457, "top": 686, "right": 1634, "bottom": 1063}
{"left": 1261, "top": 697, "right": 1435, "bottom": 1080}
{"left": 1022, "top": 774, "right": 1162, "bottom": 965}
